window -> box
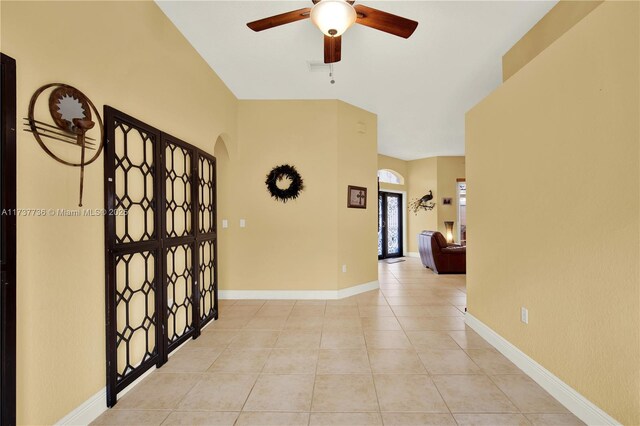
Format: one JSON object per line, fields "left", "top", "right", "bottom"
{"left": 457, "top": 180, "right": 466, "bottom": 244}
{"left": 377, "top": 169, "right": 404, "bottom": 185}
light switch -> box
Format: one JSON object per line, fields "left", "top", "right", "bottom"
{"left": 240, "top": 219, "right": 246, "bottom": 228}
{"left": 222, "top": 219, "right": 228, "bottom": 229}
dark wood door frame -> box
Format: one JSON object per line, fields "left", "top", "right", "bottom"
{"left": 378, "top": 191, "right": 403, "bottom": 259}
{"left": 0, "top": 52, "right": 17, "bottom": 426}
{"left": 103, "top": 107, "right": 164, "bottom": 407}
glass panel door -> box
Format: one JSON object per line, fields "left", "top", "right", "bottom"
{"left": 377, "top": 195, "right": 383, "bottom": 257}
{"left": 457, "top": 181, "right": 466, "bottom": 245}
{"left": 378, "top": 191, "right": 403, "bottom": 259}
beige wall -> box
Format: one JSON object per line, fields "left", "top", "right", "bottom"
{"left": 2, "top": 1, "right": 379, "bottom": 424}
{"left": 403, "top": 156, "right": 465, "bottom": 252}
{"left": 406, "top": 157, "right": 438, "bottom": 252}
{"left": 227, "top": 100, "right": 378, "bottom": 291}
{"left": 377, "top": 154, "right": 408, "bottom": 192}
{"left": 502, "top": 0, "right": 603, "bottom": 81}
{"left": 2, "top": 1, "right": 237, "bottom": 424}
{"left": 466, "top": 2, "right": 639, "bottom": 424}
{"left": 336, "top": 102, "right": 378, "bottom": 288}
{"left": 214, "top": 136, "right": 233, "bottom": 295}
{"left": 231, "top": 100, "right": 339, "bottom": 291}
{"left": 337, "top": 101, "right": 378, "bottom": 289}
{"left": 436, "top": 157, "right": 465, "bottom": 237}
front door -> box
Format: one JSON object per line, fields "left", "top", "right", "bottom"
{"left": 378, "top": 191, "right": 403, "bottom": 259}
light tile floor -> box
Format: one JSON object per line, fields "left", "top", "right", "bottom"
{"left": 93, "top": 258, "right": 584, "bottom": 426}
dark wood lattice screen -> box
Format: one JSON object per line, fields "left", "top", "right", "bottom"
{"left": 197, "top": 156, "right": 217, "bottom": 325}
{"left": 104, "top": 107, "right": 217, "bottom": 407}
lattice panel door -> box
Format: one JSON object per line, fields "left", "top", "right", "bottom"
{"left": 105, "top": 107, "right": 218, "bottom": 407}
{"left": 114, "top": 251, "right": 157, "bottom": 381}
{"left": 165, "top": 140, "right": 193, "bottom": 238}
{"left": 165, "top": 244, "right": 193, "bottom": 345}
{"left": 105, "top": 109, "right": 163, "bottom": 407}
{"left": 196, "top": 154, "right": 217, "bottom": 325}
{"left": 162, "top": 135, "right": 197, "bottom": 353}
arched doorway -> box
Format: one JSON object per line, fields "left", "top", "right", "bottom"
{"left": 213, "top": 135, "right": 230, "bottom": 288}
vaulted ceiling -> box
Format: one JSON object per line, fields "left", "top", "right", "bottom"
{"left": 157, "top": 1, "right": 556, "bottom": 160}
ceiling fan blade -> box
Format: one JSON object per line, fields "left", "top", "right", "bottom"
{"left": 324, "top": 35, "right": 342, "bottom": 64}
{"left": 354, "top": 4, "right": 418, "bottom": 39}
{"left": 247, "top": 8, "right": 311, "bottom": 32}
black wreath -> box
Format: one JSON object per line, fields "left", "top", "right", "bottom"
{"left": 265, "top": 164, "right": 304, "bottom": 203}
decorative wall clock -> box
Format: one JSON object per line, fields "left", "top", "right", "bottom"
{"left": 24, "top": 83, "right": 104, "bottom": 206}
{"left": 265, "top": 164, "right": 304, "bottom": 203}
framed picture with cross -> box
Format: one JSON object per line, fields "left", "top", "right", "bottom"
{"left": 347, "top": 185, "right": 367, "bottom": 209}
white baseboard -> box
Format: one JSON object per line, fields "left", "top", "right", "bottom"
{"left": 55, "top": 280, "right": 378, "bottom": 425}
{"left": 337, "top": 280, "right": 380, "bottom": 298}
{"left": 465, "top": 313, "right": 621, "bottom": 426}
{"left": 406, "top": 252, "right": 420, "bottom": 258}
{"left": 55, "top": 388, "right": 105, "bottom": 426}
{"left": 57, "top": 326, "right": 219, "bottom": 426}
{"left": 55, "top": 364, "right": 157, "bottom": 426}
{"left": 219, "top": 280, "right": 379, "bottom": 300}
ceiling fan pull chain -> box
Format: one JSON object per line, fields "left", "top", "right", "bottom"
{"left": 329, "top": 64, "right": 335, "bottom": 84}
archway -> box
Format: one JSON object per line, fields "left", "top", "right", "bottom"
{"left": 377, "top": 169, "right": 407, "bottom": 259}
{"left": 214, "top": 135, "right": 231, "bottom": 291}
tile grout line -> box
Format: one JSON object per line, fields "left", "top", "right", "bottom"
{"left": 362, "top": 310, "right": 384, "bottom": 419}
{"left": 395, "top": 264, "right": 457, "bottom": 424}
{"left": 308, "top": 308, "right": 323, "bottom": 426}
{"left": 485, "top": 372, "right": 529, "bottom": 416}
{"left": 112, "top": 260, "right": 573, "bottom": 426}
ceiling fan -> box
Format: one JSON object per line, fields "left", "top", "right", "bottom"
{"left": 247, "top": 0, "right": 418, "bottom": 64}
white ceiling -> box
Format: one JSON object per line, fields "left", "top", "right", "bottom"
{"left": 157, "top": 0, "right": 556, "bottom": 160}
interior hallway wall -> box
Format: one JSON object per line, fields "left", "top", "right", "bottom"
{"left": 466, "top": 2, "right": 639, "bottom": 423}
{"left": 1, "top": 1, "right": 238, "bottom": 423}
{"left": 2, "top": 2, "right": 379, "bottom": 423}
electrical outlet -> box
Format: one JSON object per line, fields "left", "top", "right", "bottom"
{"left": 240, "top": 219, "right": 246, "bottom": 228}
{"left": 521, "top": 307, "right": 529, "bottom": 324}
{"left": 342, "top": 264, "right": 347, "bottom": 273}
{"left": 222, "top": 219, "right": 228, "bottom": 229}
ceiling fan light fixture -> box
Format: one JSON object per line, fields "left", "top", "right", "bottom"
{"left": 310, "top": 0, "right": 357, "bottom": 37}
